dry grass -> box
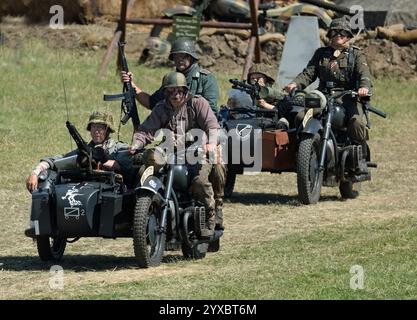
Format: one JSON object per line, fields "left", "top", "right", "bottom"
{"left": 1, "top": 36, "right": 417, "bottom": 299}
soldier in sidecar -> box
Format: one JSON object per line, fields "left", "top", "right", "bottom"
{"left": 220, "top": 65, "right": 295, "bottom": 197}
{"left": 25, "top": 111, "right": 137, "bottom": 261}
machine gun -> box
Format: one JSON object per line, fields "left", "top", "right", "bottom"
{"left": 66, "top": 121, "right": 108, "bottom": 171}
{"left": 103, "top": 42, "right": 140, "bottom": 130}
{"left": 360, "top": 96, "right": 387, "bottom": 129}
{"left": 229, "top": 79, "right": 262, "bottom": 101}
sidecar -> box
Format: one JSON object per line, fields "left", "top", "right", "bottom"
{"left": 28, "top": 168, "right": 136, "bottom": 261}
{"left": 219, "top": 107, "right": 297, "bottom": 197}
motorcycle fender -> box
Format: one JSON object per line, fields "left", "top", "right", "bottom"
{"left": 30, "top": 190, "right": 52, "bottom": 236}
{"left": 326, "top": 139, "right": 336, "bottom": 169}
{"left": 136, "top": 176, "right": 164, "bottom": 196}
{"left": 302, "top": 117, "right": 322, "bottom": 135}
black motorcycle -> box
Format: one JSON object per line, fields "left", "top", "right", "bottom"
{"left": 295, "top": 88, "right": 386, "bottom": 204}
{"left": 133, "top": 148, "right": 223, "bottom": 268}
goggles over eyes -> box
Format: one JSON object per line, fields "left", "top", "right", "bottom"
{"left": 329, "top": 29, "right": 350, "bottom": 38}
{"left": 165, "top": 87, "right": 187, "bottom": 96}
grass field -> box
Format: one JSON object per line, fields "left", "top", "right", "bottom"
{"left": 1, "top": 39, "right": 417, "bottom": 300}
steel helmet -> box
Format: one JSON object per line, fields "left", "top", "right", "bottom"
{"left": 162, "top": 71, "right": 189, "bottom": 91}
{"left": 169, "top": 37, "right": 199, "bottom": 61}
{"left": 86, "top": 111, "right": 115, "bottom": 133}
{"left": 247, "top": 64, "right": 275, "bottom": 85}
{"left": 327, "top": 16, "right": 354, "bottom": 38}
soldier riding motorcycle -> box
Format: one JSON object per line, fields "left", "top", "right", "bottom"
{"left": 130, "top": 71, "right": 222, "bottom": 267}
{"left": 285, "top": 16, "right": 387, "bottom": 203}
{"left": 292, "top": 87, "right": 386, "bottom": 204}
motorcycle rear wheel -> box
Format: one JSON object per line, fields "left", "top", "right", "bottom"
{"left": 133, "top": 193, "right": 166, "bottom": 268}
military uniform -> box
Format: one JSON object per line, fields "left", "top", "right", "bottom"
{"left": 133, "top": 72, "right": 220, "bottom": 235}
{"left": 148, "top": 38, "right": 220, "bottom": 113}
{"left": 149, "top": 62, "right": 219, "bottom": 113}
{"left": 152, "top": 38, "right": 223, "bottom": 229}
{"left": 37, "top": 139, "right": 133, "bottom": 176}
{"left": 292, "top": 44, "right": 372, "bottom": 144}
{"left": 31, "top": 111, "right": 135, "bottom": 183}
{"left": 291, "top": 16, "right": 373, "bottom": 145}
{"left": 246, "top": 64, "right": 289, "bottom": 128}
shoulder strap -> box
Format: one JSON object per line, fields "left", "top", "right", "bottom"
{"left": 199, "top": 68, "right": 211, "bottom": 75}
{"left": 347, "top": 46, "right": 358, "bottom": 87}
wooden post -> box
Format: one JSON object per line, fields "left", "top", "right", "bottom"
{"left": 98, "top": 30, "right": 122, "bottom": 78}
{"left": 242, "top": 36, "right": 256, "bottom": 80}
{"left": 117, "top": 0, "right": 128, "bottom": 70}
{"left": 242, "top": 0, "right": 261, "bottom": 79}
{"left": 98, "top": 0, "right": 136, "bottom": 77}
{"left": 249, "top": 0, "right": 261, "bottom": 63}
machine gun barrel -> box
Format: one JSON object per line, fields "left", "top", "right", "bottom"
{"left": 66, "top": 121, "right": 93, "bottom": 170}
{"left": 66, "top": 121, "right": 91, "bottom": 156}
{"left": 229, "top": 79, "right": 261, "bottom": 99}
{"left": 365, "top": 102, "right": 387, "bottom": 119}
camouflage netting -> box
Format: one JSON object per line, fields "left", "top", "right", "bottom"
{"left": 0, "top": 0, "right": 189, "bottom": 23}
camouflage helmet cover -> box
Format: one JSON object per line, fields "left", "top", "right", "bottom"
{"left": 327, "top": 16, "right": 354, "bottom": 38}
{"left": 169, "top": 37, "right": 199, "bottom": 61}
{"left": 162, "top": 71, "right": 189, "bottom": 90}
{"left": 247, "top": 64, "right": 275, "bottom": 85}
{"left": 86, "top": 111, "right": 115, "bottom": 133}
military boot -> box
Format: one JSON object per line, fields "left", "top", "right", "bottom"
{"left": 215, "top": 198, "right": 224, "bottom": 230}
{"left": 200, "top": 210, "right": 215, "bottom": 239}
{"left": 356, "top": 143, "right": 369, "bottom": 175}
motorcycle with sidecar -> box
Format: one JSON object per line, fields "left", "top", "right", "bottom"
{"left": 220, "top": 81, "right": 386, "bottom": 203}
{"left": 27, "top": 122, "right": 222, "bottom": 267}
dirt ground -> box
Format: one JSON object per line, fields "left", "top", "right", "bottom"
{"left": 1, "top": 16, "right": 416, "bottom": 80}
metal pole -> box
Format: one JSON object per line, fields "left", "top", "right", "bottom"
{"left": 124, "top": 18, "right": 252, "bottom": 30}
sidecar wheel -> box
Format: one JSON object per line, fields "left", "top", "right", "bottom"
{"left": 182, "top": 242, "right": 208, "bottom": 260}
{"left": 297, "top": 134, "right": 323, "bottom": 204}
{"left": 36, "top": 236, "right": 66, "bottom": 261}
{"left": 339, "top": 181, "right": 359, "bottom": 199}
{"left": 133, "top": 193, "right": 166, "bottom": 268}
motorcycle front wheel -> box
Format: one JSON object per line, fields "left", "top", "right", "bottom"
{"left": 297, "top": 134, "right": 323, "bottom": 204}
{"left": 133, "top": 192, "right": 166, "bottom": 268}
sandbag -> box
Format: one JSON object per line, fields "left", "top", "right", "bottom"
{"left": 377, "top": 25, "right": 417, "bottom": 45}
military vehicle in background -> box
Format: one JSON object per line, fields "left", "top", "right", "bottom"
{"left": 139, "top": 0, "right": 337, "bottom": 65}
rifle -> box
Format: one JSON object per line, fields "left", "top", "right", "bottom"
{"left": 66, "top": 121, "right": 108, "bottom": 171}
{"left": 103, "top": 41, "right": 140, "bottom": 131}
{"left": 229, "top": 79, "right": 262, "bottom": 101}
